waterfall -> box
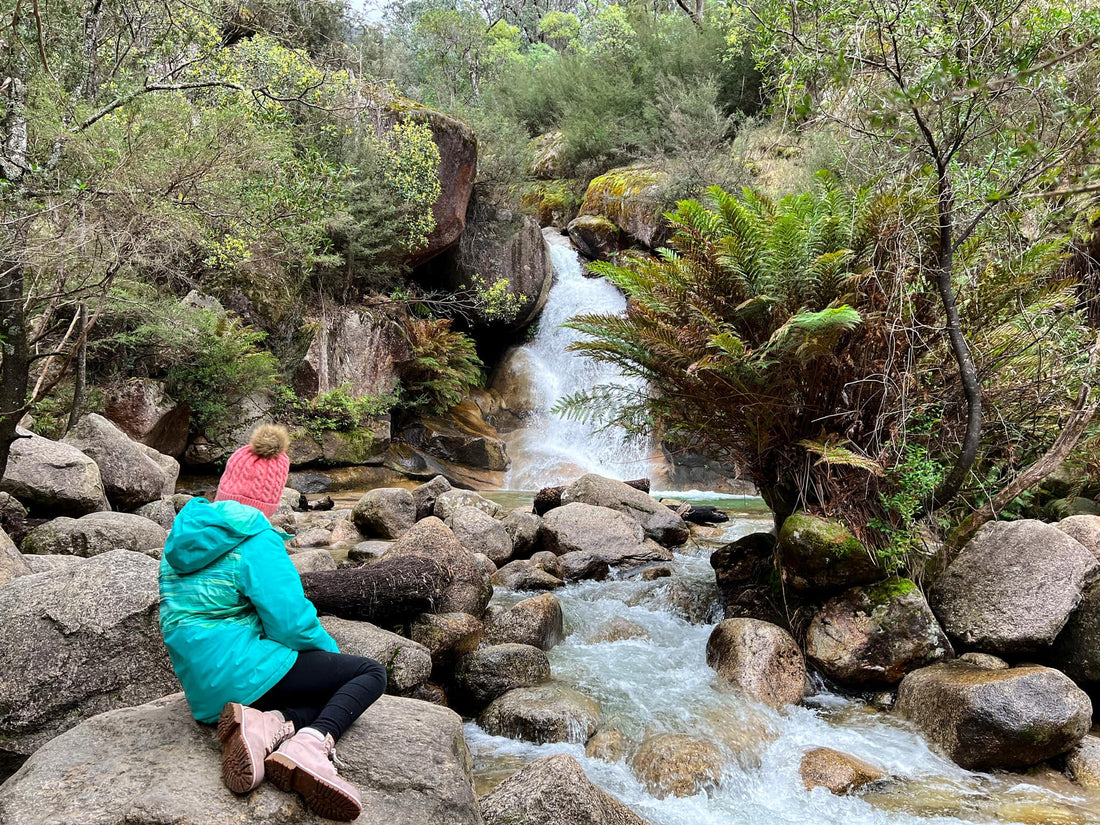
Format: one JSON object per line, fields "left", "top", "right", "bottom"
{"left": 501, "top": 238, "right": 658, "bottom": 491}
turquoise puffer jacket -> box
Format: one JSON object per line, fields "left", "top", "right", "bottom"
{"left": 159, "top": 497, "right": 338, "bottom": 723}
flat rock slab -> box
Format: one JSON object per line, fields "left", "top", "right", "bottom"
{"left": 0, "top": 693, "right": 482, "bottom": 825}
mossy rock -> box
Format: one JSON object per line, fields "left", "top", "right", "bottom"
{"left": 529, "top": 131, "right": 566, "bottom": 179}
{"left": 566, "top": 214, "right": 623, "bottom": 261}
{"left": 777, "top": 512, "right": 881, "bottom": 593}
{"left": 579, "top": 166, "right": 672, "bottom": 249}
{"left": 519, "top": 179, "right": 584, "bottom": 228}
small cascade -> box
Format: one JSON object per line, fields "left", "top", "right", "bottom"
{"left": 502, "top": 239, "right": 658, "bottom": 490}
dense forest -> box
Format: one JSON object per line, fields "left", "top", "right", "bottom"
{"left": 3, "top": 0, "right": 1100, "bottom": 571}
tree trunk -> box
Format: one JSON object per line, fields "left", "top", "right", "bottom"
{"left": 0, "top": 225, "right": 30, "bottom": 482}
{"left": 300, "top": 555, "right": 451, "bottom": 627}
{"left": 67, "top": 302, "right": 88, "bottom": 433}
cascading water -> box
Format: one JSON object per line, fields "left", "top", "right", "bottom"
{"left": 466, "top": 509, "right": 1100, "bottom": 825}
{"left": 502, "top": 238, "right": 657, "bottom": 490}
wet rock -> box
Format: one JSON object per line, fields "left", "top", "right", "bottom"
{"left": 290, "top": 527, "right": 333, "bottom": 549}
{"left": 930, "top": 520, "right": 1098, "bottom": 654}
{"left": 483, "top": 593, "right": 565, "bottom": 651}
{"left": 562, "top": 474, "right": 688, "bottom": 547}
{"left": 133, "top": 498, "right": 177, "bottom": 531}
{"left": 587, "top": 617, "right": 649, "bottom": 644}
{"left": 479, "top": 753, "right": 649, "bottom": 825}
{"left": 434, "top": 489, "right": 503, "bottom": 520}
{"left": 0, "top": 693, "right": 481, "bottom": 825}
{"left": 492, "top": 559, "right": 563, "bottom": 591}
{"left": 63, "top": 414, "right": 175, "bottom": 509}
{"left": 288, "top": 472, "right": 331, "bottom": 494}
{"left": 0, "top": 428, "right": 109, "bottom": 516}
{"left": 0, "top": 551, "right": 178, "bottom": 765}
{"left": 1053, "top": 578, "right": 1100, "bottom": 691}
{"left": 567, "top": 214, "right": 624, "bottom": 261}
{"left": 641, "top": 565, "right": 672, "bottom": 581}
{"left": 1063, "top": 733, "right": 1100, "bottom": 788}
{"left": 320, "top": 616, "right": 432, "bottom": 694}
{"left": 711, "top": 532, "right": 787, "bottom": 625}
{"left": 804, "top": 578, "right": 953, "bottom": 689}
{"left": 705, "top": 618, "right": 806, "bottom": 708}
{"left": 352, "top": 488, "right": 416, "bottom": 539}
{"left": 799, "top": 747, "right": 886, "bottom": 794}
{"left": 290, "top": 548, "right": 337, "bottom": 574}
{"left": 502, "top": 509, "right": 542, "bottom": 557}
{"left": 381, "top": 517, "right": 492, "bottom": 616}
{"left": 409, "top": 612, "right": 483, "bottom": 671}
{"left": 402, "top": 402, "right": 510, "bottom": 472}
{"left": 447, "top": 505, "right": 512, "bottom": 565}
{"left": 586, "top": 729, "right": 629, "bottom": 762}
{"left": 489, "top": 350, "right": 541, "bottom": 430}
{"left": 633, "top": 578, "right": 720, "bottom": 625}
{"left": 453, "top": 644, "right": 550, "bottom": 709}
{"left": 529, "top": 550, "right": 563, "bottom": 578}
{"left": 412, "top": 475, "right": 452, "bottom": 520}
{"left": 0, "top": 527, "right": 31, "bottom": 587}
{"left": 559, "top": 550, "right": 610, "bottom": 582}
{"left": 21, "top": 513, "right": 167, "bottom": 559}
{"left": 895, "top": 661, "right": 1092, "bottom": 770}
{"left": 777, "top": 513, "right": 881, "bottom": 593}
{"left": 542, "top": 503, "right": 672, "bottom": 568}
{"left": 1057, "top": 515, "right": 1100, "bottom": 556}
{"left": 478, "top": 683, "right": 601, "bottom": 744}
{"left": 631, "top": 734, "right": 723, "bottom": 799}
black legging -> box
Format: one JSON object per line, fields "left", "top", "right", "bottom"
{"left": 253, "top": 650, "right": 387, "bottom": 741}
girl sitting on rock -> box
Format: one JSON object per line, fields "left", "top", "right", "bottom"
{"left": 159, "top": 424, "right": 386, "bottom": 822}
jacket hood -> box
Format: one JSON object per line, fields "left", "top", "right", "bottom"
{"left": 164, "top": 498, "right": 272, "bottom": 574}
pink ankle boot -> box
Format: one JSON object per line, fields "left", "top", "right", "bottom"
{"left": 264, "top": 730, "right": 363, "bottom": 822}
{"left": 217, "top": 702, "right": 295, "bottom": 793}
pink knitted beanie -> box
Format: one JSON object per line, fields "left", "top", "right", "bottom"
{"left": 214, "top": 424, "right": 291, "bottom": 517}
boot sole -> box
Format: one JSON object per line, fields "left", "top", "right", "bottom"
{"left": 266, "top": 752, "right": 362, "bottom": 822}
{"left": 217, "top": 703, "right": 261, "bottom": 794}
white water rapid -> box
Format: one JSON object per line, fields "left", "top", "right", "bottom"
{"left": 503, "top": 239, "right": 658, "bottom": 490}
{"left": 466, "top": 508, "right": 1100, "bottom": 825}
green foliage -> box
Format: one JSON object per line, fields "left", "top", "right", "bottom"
{"left": 869, "top": 447, "right": 946, "bottom": 575}
{"left": 399, "top": 318, "right": 484, "bottom": 414}
{"left": 272, "top": 384, "right": 398, "bottom": 439}
{"left": 466, "top": 274, "right": 529, "bottom": 323}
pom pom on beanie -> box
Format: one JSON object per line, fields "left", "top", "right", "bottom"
{"left": 214, "top": 424, "right": 291, "bottom": 517}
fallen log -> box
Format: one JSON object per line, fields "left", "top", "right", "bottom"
{"left": 301, "top": 555, "right": 451, "bottom": 627}
{"left": 667, "top": 503, "right": 729, "bottom": 525}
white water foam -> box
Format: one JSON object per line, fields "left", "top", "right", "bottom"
{"left": 503, "top": 243, "right": 658, "bottom": 490}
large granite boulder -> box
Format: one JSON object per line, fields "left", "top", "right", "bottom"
{"left": 384, "top": 517, "right": 492, "bottom": 615}
{"left": 21, "top": 513, "right": 167, "bottom": 558}
{"left": 895, "top": 661, "right": 1092, "bottom": 770}
{"left": 477, "top": 683, "right": 601, "bottom": 745}
{"left": 430, "top": 195, "right": 554, "bottom": 329}
{"left": 0, "top": 428, "right": 109, "bottom": 516}
{"left": 804, "top": 578, "right": 953, "bottom": 689}
{"left": 62, "top": 414, "right": 175, "bottom": 509}
{"left": 446, "top": 505, "right": 512, "bottom": 565}
{"left": 491, "top": 559, "right": 564, "bottom": 591}
{"left": 480, "top": 753, "right": 650, "bottom": 825}
{"left": 0, "top": 693, "right": 482, "bottom": 825}
{"left": 567, "top": 214, "right": 624, "bottom": 262}
{"left": 102, "top": 377, "right": 190, "bottom": 458}
{"left": 1056, "top": 515, "right": 1100, "bottom": 556}
{"left": 0, "top": 527, "right": 31, "bottom": 587}
{"left": 541, "top": 503, "right": 672, "bottom": 568}
{"left": 320, "top": 617, "right": 432, "bottom": 695}
{"left": 452, "top": 643, "right": 550, "bottom": 709}
{"left": 578, "top": 166, "right": 672, "bottom": 249}
{"left": 930, "top": 519, "right": 1098, "bottom": 654}
{"left": 561, "top": 474, "right": 688, "bottom": 546}
{"left": 0, "top": 551, "right": 178, "bottom": 769}
{"left": 710, "top": 532, "right": 787, "bottom": 626}
{"left": 1052, "top": 575, "right": 1100, "bottom": 691}
{"left": 352, "top": 487, "right": 416, "bottom": 539}
{"left": 0, "top": 492, "right": 29, "bottom": 543}
{"left": 434, "top": 489, "right": 503, "bottom": 520}
{"left": 705, "top": 618, "right": 806, "bottom": 708}
{"left": 777, "top": 513, "right": 881, "bottom": 593}
{"left": 631, "top": 734, "right": 723, "bottom": 799}
{"left": 501, "top": 509, "right": 541, "bottom": 557}
{"left": 401, "top": 401, "right": 511, "bottom": 473}
{"left": 482, "top": 593, "right": 564, "bottom": 651}
{"left": 412, "top": 474, "right": 452, "bottom": 520}
{"left": 1064, "top": 733, "right": 1100, "bottom": 788}
{"left": 293, "top": 304, "right": 409, "bottom": 401}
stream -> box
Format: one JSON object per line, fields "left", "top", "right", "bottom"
{"left": 465, "top": 498, "right": 1100, "bottom": 825}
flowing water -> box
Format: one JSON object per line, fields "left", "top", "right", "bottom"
{"left": 503, "top": 238, "right": 659, "bottom": 490}
{"left": 466, "top": 504, "right": 1100, "bottom": 825}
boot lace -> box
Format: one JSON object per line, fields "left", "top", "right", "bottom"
{"left": 322, "top": 733, "right": 349, "bottom": 770}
